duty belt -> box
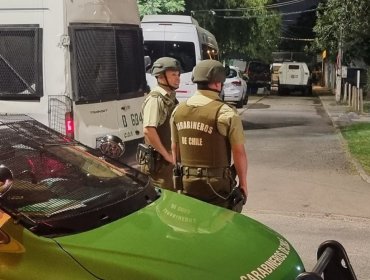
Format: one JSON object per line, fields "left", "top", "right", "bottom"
{"left": 182, "top": 166, "right": 230, "bottom": 178}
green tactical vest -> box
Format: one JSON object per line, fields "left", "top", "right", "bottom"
{"left": 144, "top": 91, "right": 178, "bottom": 150}
{"left": 173, "top": 100, "right": 231, "bottom": 167}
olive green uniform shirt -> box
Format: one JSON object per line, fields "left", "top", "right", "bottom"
{"left": 142, "top": 86, "right": 177, "bottom": 190}
{"left": 143, "top": 86, "right": 177, "bottom": 129}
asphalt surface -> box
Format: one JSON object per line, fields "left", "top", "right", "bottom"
{"left": 317, "top": 87, "right": 370, "bottom": 184}
{"left": 237, "top": 88, "right": 370, "bottom": 279}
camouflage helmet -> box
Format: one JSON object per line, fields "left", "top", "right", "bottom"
{"left": 151, "top": 57, "right": 181, "bottom": 77}
{"left": 191, "top": 60, "right": 226, "bottom": 83}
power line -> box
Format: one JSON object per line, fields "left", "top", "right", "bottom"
{"left": 220, "top": 8, "right": 317, "bottom": 19}
{"left": 266, "top": 0, "right": 307, "bottom": 9}
{"left": 280, "top": 36, "right": 314, "bottom": 42}
{"left": 191, "top": 0, "right": 308, "bottom": 13}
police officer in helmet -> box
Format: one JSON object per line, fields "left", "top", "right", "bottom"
{"left": 171, "top": 59, "right": 248, "bottom": 211}
{"left": 141, "top": 57, "right": 181, "bottom": 190}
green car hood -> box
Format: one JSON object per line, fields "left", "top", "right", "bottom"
{"left": 55, "top": 191, "right": 304, "bottom": 280}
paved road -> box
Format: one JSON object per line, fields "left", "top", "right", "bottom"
{"left": 238, "top": 93, "right": 370, "bottom": 279}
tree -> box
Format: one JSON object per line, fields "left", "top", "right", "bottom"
{"left": 314, "top": 0, "right": 370, "bottom": 65}
{"left": 137, "top": 0, "right": 282, "bottom": 62}
{"left": 186, "top": 0, "right": 281, "bottom": 62}
{"left": 137, "top": 0, "right": 185, "bottom": 16}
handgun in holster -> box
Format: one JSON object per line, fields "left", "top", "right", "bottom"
{"left": 136, "top": 143, "right": 160, "bottom": 173}
{"left": 173, "top": 163, "right": 183, "bottom": 192}
{"left": 228, "top": 164, "right": 247, "bottom": 213}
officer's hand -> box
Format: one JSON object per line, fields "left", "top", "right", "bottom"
{"left": 164, "top": 152, "right": 174, "bottom": 165}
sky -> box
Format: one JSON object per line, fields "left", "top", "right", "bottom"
{"left": 277, "top": 0, "right": 320, "bottom": 24}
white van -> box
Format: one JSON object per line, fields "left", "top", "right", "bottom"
{"left": 0, "top": 0, "right": 147, "bottom": 164}
{"left": 141, "top": 15, "right": 219, "bottom": 102}
{"left": 278, "top": 62, "right": 312, "bottom": 95}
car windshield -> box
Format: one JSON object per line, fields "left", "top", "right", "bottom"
{"left": 0, "top": 115, "right": 158, "bottom": 237}
{"left": 248, "top": 62, "right": 270, "bottom": 73}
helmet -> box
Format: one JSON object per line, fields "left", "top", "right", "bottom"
{"left": 191, "top": 60, "right": 226, "bottom": 83}
{"left": 151, "top": 57, "right": 181, "bottom": 77}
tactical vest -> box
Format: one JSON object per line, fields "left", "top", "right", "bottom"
{"left": 173, "top": 101, "right": 231, "bottom": 167}
{"left": 144, "top": 91, "right": 178, "bottom": 150}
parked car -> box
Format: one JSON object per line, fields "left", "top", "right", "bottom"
{"left": 0, "top": 115, "right": 357, "bottom": 280}
{"left": 222, "top": 66, "right": 248, "bottom": 108}
{"left": 245, "top": 61, "right": 271, "bottom": 94}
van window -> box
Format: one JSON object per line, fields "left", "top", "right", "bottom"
{"left": 144, "top": 41, "right": 196, "bottom": 73}
{"left": 288, "top": 65, "right": 300, "bottom": 70}
{"left": 0, "top": 25, "right": 43, "bottom": 100}
{"left": 69, "top": 24, "right": 146, "bottom": 103}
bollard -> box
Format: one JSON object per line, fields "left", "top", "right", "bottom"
{"left": 348, "top": 84, "right": 352, "bottom": 107}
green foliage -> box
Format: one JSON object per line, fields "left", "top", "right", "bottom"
{"left": 314, "top": 0, "right": 370, "bottom": 64}
{"left": 138, "top": 0, "right": 185, "bottom": 16}
{"left": 186, "top": 0, "right": 281, "bottom": 63}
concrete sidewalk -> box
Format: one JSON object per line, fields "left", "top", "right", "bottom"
{"left": 316, "top": 86, "right": 370, "bottom": 184}
{"left": 315, "top": 86, "right": 370, "bottom": 128}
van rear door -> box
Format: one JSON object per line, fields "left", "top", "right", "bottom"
{"left": 285, "top": 64, "right": 303, "bottom": 85}
{"left": 69, "top": 23, "right": 146, "bottom": 159}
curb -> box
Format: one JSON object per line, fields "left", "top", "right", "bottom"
{"left": 319, "top": 96, "right": 370, "bottom": 184}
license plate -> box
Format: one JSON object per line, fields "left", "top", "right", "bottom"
{"left": 291, "top": 75, "right": 298, "bottom": 78}
{"left": 121, "top": 112, "right": 143, "bottom": 128}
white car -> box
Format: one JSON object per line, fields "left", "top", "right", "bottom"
{"left": 222, "top": 66, "right": 248, "bottom": 108}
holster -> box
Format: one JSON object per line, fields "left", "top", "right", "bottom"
{"left": 173, "top": 163, "right": 183, "bottom": 191}
{"left": 227, "top": 164, "right": 246, "bottom": 213}
{"left": 228, "top": 186, "right": 246, "bottom": 213}
{"left": 136, "top": 143, "right": 160, "bottom": 174}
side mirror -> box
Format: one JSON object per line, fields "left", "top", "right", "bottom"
{"left": 0, "top": 165, "right": 13, "bottom": 197}
{"left": 99, "top": 135, "right": 125, "bottom": 159}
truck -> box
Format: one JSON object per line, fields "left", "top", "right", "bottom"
{"left": 141, "top": 15, "right": 219, "bottom": 102}
{"left": 0, "top": 0, "right": 148, "bottom": 164}
{"left": 278, "top": 61, "right": 312, "bottom": 95}
{"left": 245, "top": 60, "right": 271, "bottom": 94}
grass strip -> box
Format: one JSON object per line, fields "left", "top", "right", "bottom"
{"left": 341, "top": 123, "right": 370, "bottom": 174}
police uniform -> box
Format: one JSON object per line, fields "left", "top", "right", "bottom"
{"left": 142, "top": 85, "right": 178, "bottom": 190}
{"left": 171, "top": 89, "right": 245, "bottom": 208}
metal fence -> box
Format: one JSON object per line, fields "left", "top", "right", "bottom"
{"left": 48, "top": 95, "right": 72, "bottom": 136}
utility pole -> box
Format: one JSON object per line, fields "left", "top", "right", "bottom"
{"left": 335, "top": 27, "right": 343, "bottom": 103}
